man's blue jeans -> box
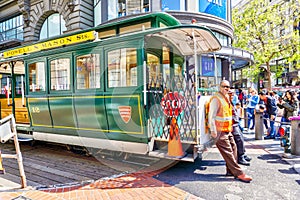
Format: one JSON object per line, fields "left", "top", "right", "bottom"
{"left": 269, "top": 119, "right": 276, "bottom": 137}
{"left": 247, "top": 107, "right": 255, "bottom": 129}
{"left": 263, "top": 112, "right": 276, "bottom": 136}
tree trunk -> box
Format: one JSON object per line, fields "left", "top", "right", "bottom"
{"left": 266, "top": 62, "right": 272, "bottom": 91}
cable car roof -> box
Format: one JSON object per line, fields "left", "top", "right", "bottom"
{"left": 146, "top": 25, "right": 221, "bottom": 56}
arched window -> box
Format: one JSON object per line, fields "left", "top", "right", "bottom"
{"left": 40, "top": 13, "right": 66, "bottom": 40}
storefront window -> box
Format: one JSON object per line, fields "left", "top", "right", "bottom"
{"left": 213, "top": 31, "right": 229, "bottom": 46}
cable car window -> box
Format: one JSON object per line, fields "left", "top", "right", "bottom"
{"left": 28, "top": 62, "right": 45, "bottom": 92}
{"left": 50, "top": 58, "right": 70, "bottom": 91}
{"left": 107, "top": 48, "right": 137, "bottom": 87}
{"left": 76, "top": 54, "right": 100, "bottom": 89}
{"left": 147, "top": 53, "right": 161, "bottom": 88}
{"left": 98, "top": 29, "right": 116, "bottom": 39}
{"left": 0, "top": 74, "right": 10, "bottom": 95}
{"left": 15, "top": 75, "right": 24, "bottom": 95}
{"left": 119, "top": 22, "right": 151, "bottom": 34}
{"left": 163, "top": 46, "right": 170, "bottom": 89}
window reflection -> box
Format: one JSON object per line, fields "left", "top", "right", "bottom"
{"left": 29, "top": 62, "right": 46, "bottom": 92}
{"left": 50, "top": 58, "right": 70, "bottom": 91}
{"left": 213, "top": 31, "right": 229, "bottom": 46}
{"left": 147, "top": 53, "right": 160, "bottom": 88}
{"left": 108, "top": 48, "right": 137, "bottom": 87}
{"left": 76, "top": 54, "right": 101, "bottom": 89}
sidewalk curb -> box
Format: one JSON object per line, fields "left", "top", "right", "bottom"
{"left": 0, "top": 177, "right": 21, "bottom": 191}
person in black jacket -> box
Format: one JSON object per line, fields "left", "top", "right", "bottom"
{"left": 229, "top": 90, "right": 251, "bottom": 165}
{"left": 259, "top": 91, "right": 278, "bottom": 139}
{"left": 276, "top": 90, "right": 298, "bottom": 136}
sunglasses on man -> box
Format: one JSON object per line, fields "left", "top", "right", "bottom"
{"left": 221, "top": 85, "right": 230, "bottom": 89}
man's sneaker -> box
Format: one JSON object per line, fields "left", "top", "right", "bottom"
{"left": 264, "top": 135, "right": 275, "bottom": 140}
{"left": 238, "top": 157, "right": 250, "bottom": 166}
{"left": 244, "top": 155, "right": 252, "bottom": 162}
{"left": 275, "top": 134, "right": 281, "bottom": 139}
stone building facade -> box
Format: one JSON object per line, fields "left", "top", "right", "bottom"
{"left": 1, "top": 0, "right": 253, "bottom": 87}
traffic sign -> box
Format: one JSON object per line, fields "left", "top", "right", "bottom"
{"left": 161, "top": 91, "right": 186, "bottom": 117}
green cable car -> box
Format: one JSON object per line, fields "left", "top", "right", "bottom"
{"left": 0, "top": 12, "right": 221, "bottom": 161}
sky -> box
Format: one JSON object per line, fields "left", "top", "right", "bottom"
{"left": 232, "top": 0, "right": 241, "bottom": 7}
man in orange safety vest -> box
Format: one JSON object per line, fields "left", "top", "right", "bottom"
{"left": 208, "top": 80, "right": 252, "bottom": 182}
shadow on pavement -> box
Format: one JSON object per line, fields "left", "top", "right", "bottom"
{"left": 258, "top": 154, "right": 299, "bottom": 175}
{"left": 155, "top": 158, "right": 237, "bottom": 184}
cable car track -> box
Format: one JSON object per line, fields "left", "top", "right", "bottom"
{"left": 0, "top": 141, "right": 175, "bottom": 188}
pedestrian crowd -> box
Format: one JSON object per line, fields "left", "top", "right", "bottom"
{"left": 231, "top": 87, "right": 300, "bottom": 139}
{"left": 206, "top": 80, "right": 300, "bottom": 183}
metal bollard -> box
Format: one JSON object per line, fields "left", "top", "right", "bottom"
{"left": 291, "top": 120, "right": 300, "bottom": 155}
{"left": 255, "top": 111, "right": 264, "bottom": 140}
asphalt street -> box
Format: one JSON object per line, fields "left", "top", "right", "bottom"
{"left": 155, "top": 132, "right": 300, "bottom": 200}
{"left": 0, "top": 131, "right": 300, "bottom": 200}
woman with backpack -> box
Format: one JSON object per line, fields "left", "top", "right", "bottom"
{"left": 276, "top": 90, "right": 298, "bottom": 137}
{"left": 259, "top": 91, "right": 278, "bottom": 139}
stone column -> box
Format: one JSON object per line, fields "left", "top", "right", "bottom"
{"left": 255, "top": 111, "right": 264, "bottom": 140}
{"left": 291, "top": 119, "right": 300, "bottom": 155}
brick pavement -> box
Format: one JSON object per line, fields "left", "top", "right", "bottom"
{"left": 0, "top": 164, "right": 201, "bottom": 200}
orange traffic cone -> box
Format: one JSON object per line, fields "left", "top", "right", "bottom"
{"left": 168, "top": 117, "right": 184, "bottom": 157}
{"left": 0, "top": 150, "right": 5, "bottom": 174}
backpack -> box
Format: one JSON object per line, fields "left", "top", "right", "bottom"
{"left": 204, "top": 97, "right": 213, "bottom": 133}
{"left": 267, "top": 96, "right": 277, "bottom": 114}
{"left": 238, "top": 92, "right": 243, "bottom": 101}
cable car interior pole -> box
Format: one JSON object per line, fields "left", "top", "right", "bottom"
{"left": 192, "top": 28, "right": 199, "bottom": 143}
{"left": 9, "top": 61, "right": 16, "bottom": 118}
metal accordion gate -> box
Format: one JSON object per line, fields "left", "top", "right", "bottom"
{"left": 146, "top": 64, "right": 199, "bottom": 160}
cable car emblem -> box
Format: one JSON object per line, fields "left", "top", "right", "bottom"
{"left": 118, "top": 106, "right": 131, "bottom": 123}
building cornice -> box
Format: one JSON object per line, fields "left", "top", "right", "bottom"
{"left": 166, "top": 11, "right": 234, "bottom": 39}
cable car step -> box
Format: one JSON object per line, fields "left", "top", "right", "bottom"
{"left": 17, "top": 137, "right": 33, "bottom": 142}
{"left": 16, "top": 133, "right": 34, "bottom": 142}
{"left": 152, "top": 137, "right": 197, "bottom": 144}
{"left": 148, "top": 150, "right": 195, "bottom": 162}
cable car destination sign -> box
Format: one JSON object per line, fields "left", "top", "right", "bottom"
{"left": 3, "top": 31, "right": 96, "bottom": 59}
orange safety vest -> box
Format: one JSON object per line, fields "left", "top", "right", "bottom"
{"left": 211, "top": 92, "right": 233, "bottom": 132}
